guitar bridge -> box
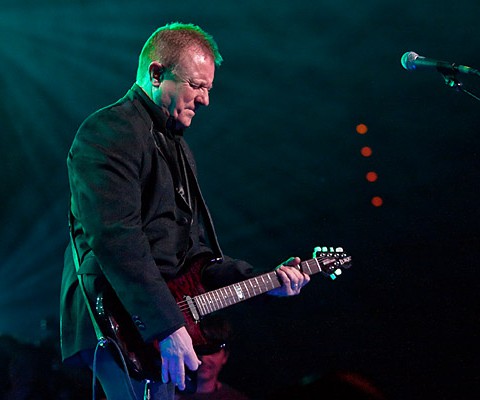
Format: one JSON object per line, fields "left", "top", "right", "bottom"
{"left": 185, "top": 296, "right": 200, "bottom": 322}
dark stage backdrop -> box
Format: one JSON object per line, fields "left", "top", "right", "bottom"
{"left": 1, "top": 1, "right": 479, "bottom": 398}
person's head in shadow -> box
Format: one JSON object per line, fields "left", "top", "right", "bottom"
{"left": 176, "top": 314, "right": 249, "bottom": 399}
{"left": 194, "top": 314, "right": 235, "bottom": 393}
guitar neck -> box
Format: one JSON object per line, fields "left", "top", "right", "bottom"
{"left": 192, "top": 255, "right": 338, "bottom": 317}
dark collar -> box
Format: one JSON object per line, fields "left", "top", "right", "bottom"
{"left": 131, "top": 83, "right": 184, "bottom": 140}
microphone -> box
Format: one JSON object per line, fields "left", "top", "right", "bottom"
{"left": 401, "top": 51, "right": 480, "bottom": 75}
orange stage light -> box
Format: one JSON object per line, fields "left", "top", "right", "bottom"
{"left": 361, "top": 146, "right": 372, "bottom": 157}
{"left": 371, "top": 196, "right": 383, "bottom": 207}
{"left": 366, "top": 171, "right": 378, "bottom": 182}
{"left": 356, "top": 123, "right": 368, "bottom": 134}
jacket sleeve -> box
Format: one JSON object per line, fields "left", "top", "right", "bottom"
{"left": 68, "top": 109, "right": 185, "bottom": 343}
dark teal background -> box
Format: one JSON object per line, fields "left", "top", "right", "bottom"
{"left": 1, "top": 1, "right": 479, "bottom": 398}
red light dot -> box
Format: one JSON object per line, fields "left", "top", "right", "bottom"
{"left": 366, "top": 171, "right": 378, "bottom": 182}
{"left": 361, "top": 146, "right": 372, "bottom": 157}
{"left": 356, "top": 124, "right": 368, "bottom": 134}
{"left": 371, "top": 196, "right": 383, "bottom": 207}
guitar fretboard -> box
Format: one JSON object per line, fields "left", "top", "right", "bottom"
{"left": 193, "top": 255, "right": 343, "bottom": 317}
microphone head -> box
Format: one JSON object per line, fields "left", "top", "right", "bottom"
{"left": 401, "top": 51, "right": 419, "bottom": 71}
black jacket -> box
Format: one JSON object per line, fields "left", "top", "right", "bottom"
{"left": 60, "top": 85, "right": 251, "bottom": 363}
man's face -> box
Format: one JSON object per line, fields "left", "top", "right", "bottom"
{"left": 197, "top": 349, "right": 228, "bottom": 382}
{"left": 154, "top": 47, "right": 215, "bottom": 130}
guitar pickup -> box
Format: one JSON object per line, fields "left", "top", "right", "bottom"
{"left": 185, "top": 295, "right": 201, "bottom": 322}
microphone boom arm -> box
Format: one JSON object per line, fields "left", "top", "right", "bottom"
{"left": 440, "top": 70, "right": 480, "bottom": 102}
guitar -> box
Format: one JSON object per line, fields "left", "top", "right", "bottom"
{"left": 93, "top": 247, "right": 351, "bottom": 384}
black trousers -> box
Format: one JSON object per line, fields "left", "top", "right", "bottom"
{"left": 80, "top": 346, "right": 175, "bottom": 400}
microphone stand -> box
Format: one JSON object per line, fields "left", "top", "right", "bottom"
{"left": 438, "top": 67, "right": 480, "bottom": 102}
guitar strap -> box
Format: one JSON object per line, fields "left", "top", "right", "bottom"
{"left": 68, "top": 211, "right": 107, "bottom": 345}
{"left": 69, "top": 211, "right": 153, "bottom": 398}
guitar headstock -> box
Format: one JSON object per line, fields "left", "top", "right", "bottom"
{"left": 313, "top": 246, "right": 352, "bottom": 280}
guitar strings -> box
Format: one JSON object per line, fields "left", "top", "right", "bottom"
{"left": 174, "top": 257, "right": 336, "bottom": 312}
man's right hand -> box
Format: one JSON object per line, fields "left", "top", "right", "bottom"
{"left": 159, "top": 326, "right": 201, "bottom": 390}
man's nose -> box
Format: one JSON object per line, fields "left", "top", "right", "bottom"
{"left": 196, "top": 90, "right": 209, "bottom": 106}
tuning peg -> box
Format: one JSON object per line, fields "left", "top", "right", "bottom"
{"left": 314, "top": 246, "right": 345, "bottom": 257}
{"left": 329, "top": 268, "right": 343, "bottom": 280}
{"left": 314, "top": 246, "right": 331, "bottom": 255}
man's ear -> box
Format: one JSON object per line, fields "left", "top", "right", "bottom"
{"left": 149, "top": 62, "right": 165, "bottom": 87}
{"left": 220, "top": 349, "right": 230, "bottom": 366}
